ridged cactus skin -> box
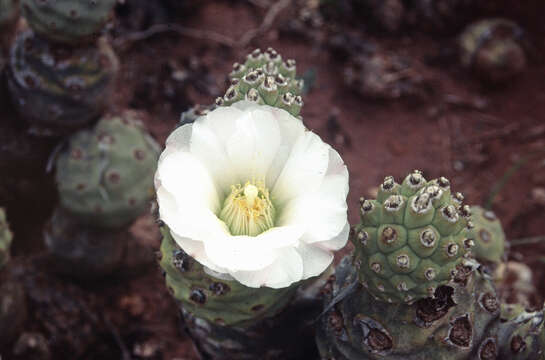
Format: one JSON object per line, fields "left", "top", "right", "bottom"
{"left": 217, "top": 48, "right": 304, "bottom": 117}
{"left": 160, "top": 227, "right": 321, "bottom": 359}
{"left": 459, "top": 19, "right": 526, "bottom": 83}
{"left": 56, "top": 112, "right": 159, "bottom": 228}
{"left": 44, "top": 208, "right": 126, "bottom": 278}
{"left": 0, "top": 208, "right": 13, "bottom": 269}
{"left": 7, "top": 30, "right": 118, "bottom": 135}
{"left": 469, "top": 206, "right": 506, "bottom": 266}
{"left": 317, "top": 256, "right": 504, "bottom": 359}
{"left": 20, "top": 0, "right": 116, "bottom": 44}
{"left": 354, "top": 171, "right": 473, "bottom": 304}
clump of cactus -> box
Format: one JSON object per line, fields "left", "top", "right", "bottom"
{"left": 7, "top": 30, "right": 118, "bottom": 135}
{"left": 156, "top": 47, "right": 346, "bottom": 359}
{"left": 468, "top": 205, "right": 506, "bottom": 268}
{"left": 45, "top": 112, "right": 159, "bottom": 278}
{"left": 344, "top": 50, "right": 426, "bottom": 100}
{"left": 158, "top": 228, "right": 320, "bottom": 359}
{"left": 354, "top": 171, "right": 473, "bottom": 303}
{"left": 459, "top": 19, "right": 527, "bottom": 83}
{"left": 20, "top": 0, "right": 116, "bottom": 45}
{"left": 216, "top": 47, "right": 304, "bottom": 117}
{"left": 0, "top": 208, "right": 13, "bottom": 270}
{"left": 317, "top": 171, "right": 545, "bottom": 360}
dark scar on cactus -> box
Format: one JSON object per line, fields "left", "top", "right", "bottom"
{"left": 415, "top": 286, "right": 455, "bottom": 325}
{"left": 448, "top": 314, "right": 472, "bottom": 348}
{"left": 172, "top": 249, "right": 191, "bottom": 272}
{"left": 479, "top": 293, "right": 499, "bottom": 313}
{"left": 209, "top": 282, "right": 230, "bottom": 296}
{"left": 510, "top": 335, "right": 526, "bottom": 353}
{"left": 189, "top": 289, "right": 206, "bottom": 305}
{"left": 479, "top": 338, "right": 497, "bottom": 360}
{"left": 356, "top": 316, "right": 393, "bottom": 352}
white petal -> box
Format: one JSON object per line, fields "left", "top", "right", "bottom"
{"left": 326, "top": 147, "right": 349, "bottom": 188}
{"left": 315, "top": 222, "right": 350, "bottom": 251}
{"left": 190, "top": 121, "right": 237, "bottom": 196}
{"left": 166, "top": 123, "right": 193, "bottom": 151}
{"left": 226, "top": 108, "right": 281, "bottom": 183}
{"left": 199, "top": 105, "right": 243, "bottom": 146}
{"left": 277, "top": 145, "right": 349, "bottom": 245}
{"left": 156, "top": 186, "right": 227, "bottom": 243}
{"left": 203, "top": 225, "right": 305, "bottom": 272}
{"left": 230, "top": 100, "right": 262, "bottom": 111}
{"left": 271, "top": 131, "right": 330, "bottom": 206}
{"left": 231, "top": 247, "right": 304, "bottom": 288}
{"left": 265, "top": 108, "right": 306, "bottom": 188}
{"left": 296, "top": 243, "right": 334, "bottom": 279}
{"left": 156, "top": 150, "right": 220, "bottom": 212}
{"left": 170, "top": 230, "right": 227, "bottom": 274}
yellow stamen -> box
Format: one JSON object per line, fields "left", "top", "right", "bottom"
{"left": 219, "top": 180, "right": 275, "bottom": 236}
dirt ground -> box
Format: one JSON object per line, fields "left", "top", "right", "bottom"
{"left": 2, "top": 0, "right": 545, "bottom": 359}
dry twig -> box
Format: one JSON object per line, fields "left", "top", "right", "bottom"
{"left": 114, "top": 0, "right": 293, "bottom": 51}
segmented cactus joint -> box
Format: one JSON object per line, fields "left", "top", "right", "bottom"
{"left": 353, "top": 171, "right": 473, "bottom": 303}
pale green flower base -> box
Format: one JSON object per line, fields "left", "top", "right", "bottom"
{"left": 159, "top": 226, "right": 325, "bottom": 359}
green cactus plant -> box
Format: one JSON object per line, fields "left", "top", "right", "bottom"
{"left": 0, "top": 208, "right": 13, "bottom": 270}
{"left": 20, "top": 0, "right": 116, "bottom": 44}
{"left": 7, "top": 30, "right": 118, "bottom": 135}
{"left": 353, "top": 171, "right": 473, "bottom": 304}
{"left": 159, "top": 226, "right": 321, "bottom": 359}
{"left": 55, "top": 111, "right": 159, "bottom": 228}
{"left": 468, "top": 205, "right": 506, "bottom": 267}
{"left": 459, "top": 19, "right": 526, "bottom": 83}
{"left": 216, "top": 47, "right": 304, "bottom": 117}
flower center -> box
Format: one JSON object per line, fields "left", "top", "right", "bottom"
{"left": 219, "top": 180, "right": 275, "bottom": 236}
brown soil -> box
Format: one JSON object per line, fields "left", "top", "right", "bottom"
{"left": 1, "top": 0, "right": 545, "bottom": 359}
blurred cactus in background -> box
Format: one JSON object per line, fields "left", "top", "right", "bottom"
{"left": 0, "top": 0, "right": 19, "bottom": 51}
{"left": 459, "top": 19, "right": 527, "bottom": 84}
{"left": 7, "top": 30, "right": 118, "bottom": 136}
{"left": 468, "top": 205, "right": 506, "bottom": 268}
{"left": 0, "top": 208, "right": 13, "bottom": 269}
{"left": 55, "top": 112, "right": 159, "bottom": 228}
{"left": 45, "top": 111, "right": 159, "bottom": 278}
{"left": 0, "top": 208, "right": 27, "bottom": 347}
{"left": 20, "top": 0, "right": 116, "bottom": 45}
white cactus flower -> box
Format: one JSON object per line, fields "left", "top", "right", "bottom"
{"left": 155, "top": 101, "right": 349, "bottom": 289}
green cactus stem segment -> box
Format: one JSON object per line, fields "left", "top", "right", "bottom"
{"left": 219, "top": 181, "right": 275, "bottom": 236}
